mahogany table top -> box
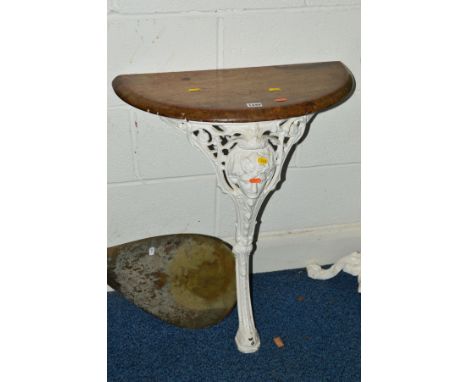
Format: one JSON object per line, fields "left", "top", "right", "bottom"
{"left": 112, "top": 61, "right": 354, "bottom": 123}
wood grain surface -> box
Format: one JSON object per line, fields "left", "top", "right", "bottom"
{"left": 112, "top": 62, "right": 355, "bottom": 123}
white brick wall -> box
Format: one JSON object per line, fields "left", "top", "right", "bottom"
{"left": 107, "top": 0, "right": 361, "bottom": 270}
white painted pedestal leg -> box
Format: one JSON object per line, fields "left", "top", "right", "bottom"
{"left": 166, "top": 115, "right": 313, "bottom": 353}
{"left": 231, "top": 194, "right": 262, "bottom": 352}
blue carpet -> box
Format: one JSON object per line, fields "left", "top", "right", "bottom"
{"left": 108, "top": 268, "right": 360, "bottom": 382}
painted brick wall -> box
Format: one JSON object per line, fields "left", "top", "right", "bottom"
{"left": 107, "top": 0, "right": 361, "bottom": 269}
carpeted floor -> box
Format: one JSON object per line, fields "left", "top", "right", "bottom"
{"left": 108, "top": 268, "right": 360, "bottom": 382}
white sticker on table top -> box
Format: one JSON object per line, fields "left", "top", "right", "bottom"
{"left": 246, "top": 102, "right": 263, "bottom": 108}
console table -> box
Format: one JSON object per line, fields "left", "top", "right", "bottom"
{"left": 112, "top": 62, "right": 355, "bottom": 353}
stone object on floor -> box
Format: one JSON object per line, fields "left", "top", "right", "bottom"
{"left": 107, "top": 234, "right": 236, "bottom": 329}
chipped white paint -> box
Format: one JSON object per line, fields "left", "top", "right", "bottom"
{"left": 161, "top": 115, "right": 312, "bottom": 353}
{"left": 307, "top": 251, "right": 361, "bottom": 292}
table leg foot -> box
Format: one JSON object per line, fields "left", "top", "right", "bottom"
{"left": 235, "top": 328, "right": 260, "bottom": 353}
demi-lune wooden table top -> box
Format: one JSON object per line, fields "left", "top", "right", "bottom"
{"left": 112, "top": 61, "right": 354, "bottom": 123}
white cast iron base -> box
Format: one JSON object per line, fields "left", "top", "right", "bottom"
{"left": 306, "top": 251, "right": 361, "bottom": 292}
{"left": 163, "top": 115, "right": 313, "bottom": 353}
{"left": 235, "top": 328, "right": 260, "bottom": 353}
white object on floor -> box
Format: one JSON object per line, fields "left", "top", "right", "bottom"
{"left": 307, "top": 251, "right": 361, "bottom": 292}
